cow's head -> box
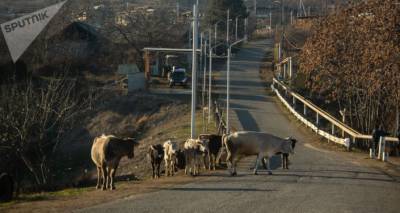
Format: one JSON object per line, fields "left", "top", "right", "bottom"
{"left": 197, "top": 139, "right": 208, "bottom": 153}
{"left": 285, "top": 137, "right": 297, "bottom": 154}
{"left": 125, "top": 138, "right": 138, "bottom": 159}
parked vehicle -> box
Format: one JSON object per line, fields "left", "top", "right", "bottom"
{"left": 168, "top": 67, "right": 188, "bottom": 88}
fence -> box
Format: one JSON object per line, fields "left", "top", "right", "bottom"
{"left": 272, "top": 78, "right": 399, "bottom": 151}
{"left": 214, "top": 101, "right": 227, "bottom": 135}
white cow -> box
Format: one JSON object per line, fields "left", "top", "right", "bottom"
{"left": 223, "top": 131, "right": 296, "bottom": 176}
{"left": 184, "top": 139, "right": 207, "bottom": 176}
{"left": 163, "top": 140, "right": 178, "bottom": 176}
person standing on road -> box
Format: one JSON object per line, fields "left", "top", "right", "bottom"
{"left": 371, "top": 124, "right": 390, "bottom": 157}
{"left": 396, "top": 128, "right": 400, "bottom": 156}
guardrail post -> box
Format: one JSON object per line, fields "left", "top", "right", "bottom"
{"left": 292, "top": 96, "right": 296, "bottom": 109}
{"left": 303, "top": 104, "right": 307, "bottom": 116}
{"left": 316, "top": 113, "right": 320, "bottom": 127}
{"left": 378, "top": 136, "right": 386, "bottom": 160}
{"left": 283, "top": 63, "right": 286, "bottom": 79}
{"left": 289, "top": 57, "right": 293, "bottom": 79}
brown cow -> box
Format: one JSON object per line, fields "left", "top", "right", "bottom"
{"left": 147, "top": 144, "right": 164, "bottom": 179}
{"left": 91, "top": 134, "right": 138, "bottom": 190}
{"left": 199, "top": 134, "right": 223, "bottom": 170}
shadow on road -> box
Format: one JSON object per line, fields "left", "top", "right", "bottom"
{"left": 271, "top": 173, "right": 397, "bottom": 183}
{"left": 165, "top": 187, "right": 277, "bottom": 192}
{"left": 236, "top": 110, "right": 260, "bottom": 132}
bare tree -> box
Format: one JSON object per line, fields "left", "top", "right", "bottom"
{"left": 0, "top": 71, "right": 91, "bottom": 187}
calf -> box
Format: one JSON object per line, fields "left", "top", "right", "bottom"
{"left": 91, "top": 134, "right": 138, "bottom": 190}
{"left": 223, "top": 131, "right": 295, "bottom": 176}
{"left": 163, "top": 140, "right": 178, "bottom": 176}
{"left": 261, "top": 137, "right": 297, "bottom": 170}
{"left": 184, "top": 139, "right": 207, "bottom": 176}
{"left": 147, "top": 144, "right": 164, "bottom": 179}
{"left": 176, "top": 149, "right": 186, "bottom": 170}
{"left": 199, "top": 134, "right": 223, "bottom": 170}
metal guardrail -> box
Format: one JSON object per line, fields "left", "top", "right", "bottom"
{"left": 272, "top": 78, "right": 399, "bottom": 147}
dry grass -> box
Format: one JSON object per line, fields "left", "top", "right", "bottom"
{"left": 0, "top": 91, "right": 218, "bottom": 211}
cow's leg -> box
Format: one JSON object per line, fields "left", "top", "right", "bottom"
{"left": 261, "top": 157, "right": 268, "bottom": 170}
{"left": 226, "top": 151, "right": 233, "bottom": 174}
{"left": 151, "top": 162, "right": 155, "bottom": 179}
{"left": 165, "top": 159, "right": 169, "bottom": 176}
{"left": 193, "top": 156, "right": 198, "bottom": 176}
{"left": 157, "top": 162, "right": 161, "bottom": 178}
{"left": 202, "top": 154, "right": 207, "bottom": 171}
{"left": 231, "top": 157, "right": 238, "bottom": 176}
{"left": 170, "top": 159, "right": 175, "bottom": 176}
{"left": 95, "top": 167, "right": 101, "bottom": 189}
{"left": 101, "top": 165, "right": 108, "bottom": 190}
{"left": 254, "top": 154, "right": 263, "bottom": 175}
{"left": 265, "top": 157, "right": 272, "bottom": 175}
{"left": 208, "top": 153, "right": 211, "bottom": 170}
{"left": 216, "top": 147, "right": 224, "bottom": 165}
{"left": 283, "top": 154, "right": 289, "bottom": 169}
{"left": 195, "top": 154, "right": 201, "bottom": 176}
{"left": 109, "top": 166, "right": 118, "bottom": 190}
{"left": 211, "top": 154, "right": 216, "bottom": 170}
{"left": 184, "top": 151, "right": 189, "bottom": 175}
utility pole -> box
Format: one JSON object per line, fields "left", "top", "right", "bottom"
{"left": 281, "top": 0, "right": 284, "bottom": 26}
{"left": 203, "top": 38, "right": 207, "bottom": 132}
{"left": 226, "top": 9, "right": 231, "bottom": 134}
{"left": 244, "top": 17, "right": 248, "bottom": 41}
{"left": 270, "top": 12, "right": 272, "bottom": 28}
{"left": 254, "top": 0, "right": 257, "bottom": 15}
{"left": 176, "top": 2, "right": 180, "bottom": 21}
{"left": 191, "top": 4, "right": 198, "bottom": 139}
{"left": 214, "top": 23, "right": 218, "bottom": 48}
{"left": 290, "top": 10, "right": 293, "bottom": 25}
{"left": 208, "top": 30, "right": 213, "bottom": 124}
{"left": 235, "top": 16, "right": 239, "bottom": 41}
{"left": 226, "top": 46, "right": 231, "bottom": 134}
{"left": 226, "top": 9, "right": 230, "bottom": 45}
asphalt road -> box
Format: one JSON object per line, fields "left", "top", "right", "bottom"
{"left": 78, "top": 40, "right": 400, "bottom": 213}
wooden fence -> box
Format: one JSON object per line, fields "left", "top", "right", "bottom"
{"left": 272, "top": 78, "right": 399, "bottom": 150}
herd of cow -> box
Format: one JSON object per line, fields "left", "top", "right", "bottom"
{"left": 91, "top": 131, "right": 297, "bottom": 191}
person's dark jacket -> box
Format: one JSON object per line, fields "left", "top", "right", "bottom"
{"left": 372, "top": 128, "right": 390, "bottom": 142}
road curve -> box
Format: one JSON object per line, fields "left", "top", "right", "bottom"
{"left": 78, "top": 40, "right": 400, "bottom": 213}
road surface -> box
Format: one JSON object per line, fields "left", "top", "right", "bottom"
{"left": 78, "top": 40, "right": 400, "bottom": 213}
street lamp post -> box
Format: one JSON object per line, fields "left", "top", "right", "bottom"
{"left": 202, "top": 38, "right": 207, "bottom": 132}
{"left": 208, "top": 30, "right": 213, "bottom": 124}
{"left": 244, "top": 17, "right": 248, "bottom": 41}
{"left": 214, "top": 20, "right": 223, "bottom": 52}
{"left": 235, "top": 16, "right": 240, "bottom": 41}
{"left": 191, "top": 4, "right": 199, "bottom": 139}
{"left": 226, "top": 9, "right": 230, "bottom": 45}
